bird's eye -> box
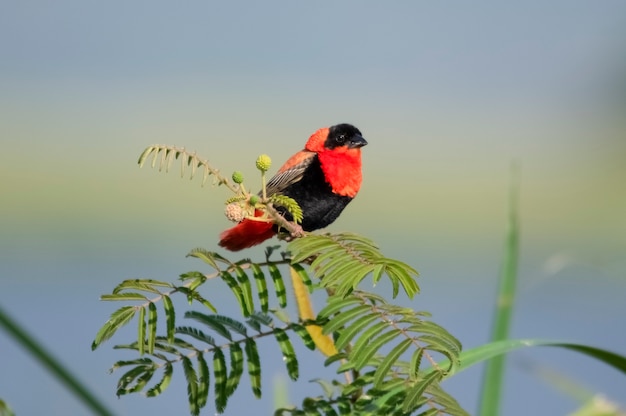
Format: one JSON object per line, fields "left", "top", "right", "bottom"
{"left": 336, "top": 134, "right": 346, "bottom": 144}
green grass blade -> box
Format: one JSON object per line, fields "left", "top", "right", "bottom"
{"left": 478, "top": 163, "right": 520, "bottom": 416}
{"left": 439, "top": 339, "right": 626, "bottom": 377}
{"left": 0, "top": 304, "right": 115, "bottom": 416}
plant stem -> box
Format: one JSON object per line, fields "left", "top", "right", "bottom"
{"left": 478, "top": 162, "right": 521, "bottom": 416}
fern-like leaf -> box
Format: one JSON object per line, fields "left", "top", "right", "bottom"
{"left": 187, "top": 248, "right": 227, "bottom": 270}
{"left": 244, "top": 338, "right": 262, "bottom": 398}
{"left": 220, "top": 270, "right": 250, "bottom": 317}
{"left": 268, "top": 263, "right": 287, "bottom": 307}
{"left": 250, "top": 263, "right": 269, "bottom": 313}
{"left": 209, "top": 315, "right": 248, "bottom": 337}
{"left": 138, "top": 144, "right": 238, "bottom": 192}
{"left": 181, "top": 356, "right": 199, "bottom": 416}
{"left": 289, "top": 262, "right": 313, "bottom": 292}
{"left": 175, "top": 286, "right": 217, "bottom": 312}
{"left": 162, "top": 295, "right": 176, "bottom": 344}
{"left": 146, "top": 302, "right": 158, "bottom": 355}
{"left": 273, "top": 328, "right": 298, "bottom": 381}
{"left": 196, "top": 352, "right": 210, "bottom": 409}
{"left": 402, "top": 370, "right": 443, "bottom": 413}
{"left": 333, "top": 313, "right": 379, "bottom": 351}
{"left": 372, "top": 339, "right": 412, "bottom": 388}
{"left": 92, "top": 306, "right": 137, "bottom": 350}
{"left": 188, "top": 313, "right": 232, "bottom": 341}
{"left": 289, "top": 233, "right": 420, "bottom": 298}
{"left": 115, "top": 361, "right": 157, "bottom": 396}
{"left": 137, "top": 306, "right": 146, "bottom": 355}
{"left": 145, "top": 362, "right": 173, "bottom": 398}
{"left": 289, "top": 323, "right": 316, "bottom": 351}
{"left": 225, "top": 342, "right": 244, "bottom": 398}
{"left": 112, "top": 279, "right": 172, "bottom": 295}
{"left": 175, "top": 326, "right": 217, "bottom": 346}
{"left": 213, "top": 349, "right": 228, "bottom": 413}
{"left": 100, "top": 293, "right": 148, "bottom": 301}
{"left": 233, "top": 265, "right": 255, "bottom": 317}
{"left": 270, "top": 194, "right": 303, "bottom": 224}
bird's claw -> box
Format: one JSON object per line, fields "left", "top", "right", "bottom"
{"left": 278, "top": 223, "right": 305, "bottom": 242}
{"left": 289, "top": 224, "right": 304, "bottom": 239}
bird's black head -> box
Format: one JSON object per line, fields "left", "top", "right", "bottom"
{"left": 325, "top": 124, "right": 368, "bottom": 150}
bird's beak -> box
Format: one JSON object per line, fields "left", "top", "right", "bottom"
{"left": 348, "top": 135, "right": 368, "bottom": 149}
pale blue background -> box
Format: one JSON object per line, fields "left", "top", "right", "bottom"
{"left": 1, "top": 1, "right": 625, "bottom": 415}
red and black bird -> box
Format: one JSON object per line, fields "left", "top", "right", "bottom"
{"left": 219, "top": 123, "right": 367, "bottom": 251}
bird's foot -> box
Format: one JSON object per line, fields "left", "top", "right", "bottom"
{"left": 279, "top": 223, "right": 305, "bottom": 242}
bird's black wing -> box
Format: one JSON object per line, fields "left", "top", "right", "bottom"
{"left": 264, "top": 150, "right": 317, "bottom": 197}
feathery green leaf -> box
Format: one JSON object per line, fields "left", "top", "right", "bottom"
{"left": 244, "top": 338, "right": 262, "bottom": 398}
{"left": 145, "top": 362, "right": 173, "bottom": 397}
{"left": 162, "top": 295, "right": 176, "bottom": 344}
{"left": 373, "top": 339, "right": 413, "bottom": 388}
{"left": 403, "top": 370, "right": 442, "bottom": 413}
{"left": 181, "top": 356, "right": 199, "bottom": 416}
{"left": 268, "top": 263, "right": 287, "bottom": 308}
{"left": 196, "top": 352, "right": 210, "bottom": 409}
{"left": 112, "top": 279, "right": 171, "bottom": 295}
{"left": 185, "top": 311, "right": 232, "bottom": 341}
{"left": 137, "top": 305, "right": 146, "bottom": 355}
{"left": 334, "top": 313, "right": 379, "bottom": 351}
{"left": 213, "top": 348, "right": 228, "bottom": 413}
{"left": 146, "top": 302, "right": 157, "bottom": 355}
{"left": 321, "top": 305, "right": 371, "bottom": 335}
{"left": 250, "top": 263, "right": 269, "bottom": 313}
{"left": 101, "top": 293, "right": 148, "bottom": 301}
{"left": 273, "top": 329, "right": 298, "bottom": 381}
{"left": 220, "top": 270, "right": 249, "bottom": 317}
{"left": 175, "top": 326, "right": 216, "bottom": 346}
{"left": 290, "top": 323, "right": 316, "bottom": 350}
{"left": 289, "top": 263, "right": 312, "bottom": 292}
{"left": 92, "top": 306, "right": 137, "bottom": 350}
{"left": 225, "top": 342, "right": 244, "bottom": 399}
{"left": 352, "top": 329, "right": 401, "bottom": 370}
{"left": 234, "top": 265, "right": 255, "bottom": 317}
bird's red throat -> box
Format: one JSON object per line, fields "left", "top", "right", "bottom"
{"left": 318, "top": 148, "right": 362, "bottom": 198}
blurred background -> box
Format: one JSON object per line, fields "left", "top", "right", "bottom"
{"left": 1, "top": 1, "right": 625, "bottom": 415}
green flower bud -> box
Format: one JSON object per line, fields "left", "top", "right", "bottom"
{"left": 249, "top": 195, "right": 260, "bottom": 206}
{"left": 231, "top": 171, "right": 244, "bottom": 184}
{"left": 256, "top": 154, "right": 272, "bottom": 172}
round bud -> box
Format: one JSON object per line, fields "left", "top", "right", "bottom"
{"left": 256, "top": 154, "right": 272, "bottom": 172}
{"left": 231, "top": 171, "right": 244, "bottom": 184}
{"left": 249, "top": 195, "right": 260, "bottom": 206}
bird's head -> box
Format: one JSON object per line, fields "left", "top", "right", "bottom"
{"left": 305, "top": 124, "right": 367, "bottom": 153}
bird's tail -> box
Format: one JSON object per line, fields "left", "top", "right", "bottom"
{"left": 218, "top": 210, "right": 275, "bottom": 251}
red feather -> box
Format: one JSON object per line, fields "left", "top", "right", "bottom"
{"left": 218, "top": 210, "right": 275, "bottom": 251}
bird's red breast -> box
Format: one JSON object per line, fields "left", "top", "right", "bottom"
{"left": 317, "top": 145, "right": 363, "bottom": 198}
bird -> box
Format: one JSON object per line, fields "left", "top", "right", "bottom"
{"left": 218, "top": 123, "right": 367, "bottom": 251}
